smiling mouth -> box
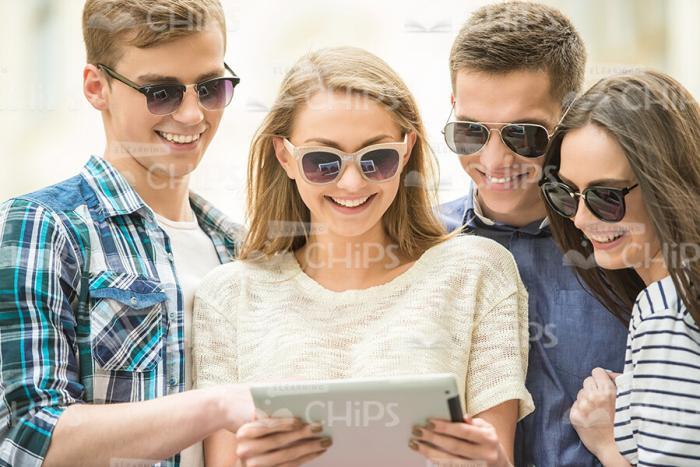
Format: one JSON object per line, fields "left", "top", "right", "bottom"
{"left": 155, "top": 130, "right": 204, "bottom": 144}
{"left": 587, "top": 232, "right": 625, "bottom": 244}
{"left": 326, "top": 194, "right": 375, "bottom": 208}
{"left": 481, "top": 171, "right": 530, "bottom": 184}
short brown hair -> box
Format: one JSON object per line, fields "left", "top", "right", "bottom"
{"left": 450, "top": 1, "right": 586, "bottom": 106}
{"left": 82, "top": 0, "right": 226, "bottom": 67}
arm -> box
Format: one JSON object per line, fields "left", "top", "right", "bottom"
{"left": 410, "top": 248, "right": 531, "bottom": 466}
{"left": 45, "top": 384, "right": 253, "bottom": 467}
{"left": 0, "top": 200, "right": 253, "bottom": 466}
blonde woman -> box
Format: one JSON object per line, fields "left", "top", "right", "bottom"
{"left": 193, "top": 47, "right": 533, "bottom": 467}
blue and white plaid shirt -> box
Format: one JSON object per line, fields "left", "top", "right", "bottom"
{"left": 0, "top": 155, "right": 242, "bottom": 466}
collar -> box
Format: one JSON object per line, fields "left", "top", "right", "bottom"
{"left": 81, "top": 156, "right": 243, "bottom": 253}
{"left": 462, "top": 186, "right": 550, "bottom": 235}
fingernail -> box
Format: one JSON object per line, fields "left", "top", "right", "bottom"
{"left": 409, "top": 439, "right": 419, "bottom": 450}
{"left": 412, "top": 426, "right": 422, "bottom": 437}
{"left": 320, "top": 438, "right": 332, "bottom": 448}
{"left": 310, "top": 423, "right": 323, "bottom": 433}
{"left": 425, "top": 421, "right": 435, "bottom": 430}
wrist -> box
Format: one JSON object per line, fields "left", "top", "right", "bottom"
{"left": 595, "top": 442, "right": 627, "bottom": 467}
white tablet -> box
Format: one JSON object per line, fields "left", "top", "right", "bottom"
{"left": 250, "top": 373, "right": 463, "bottom": 467}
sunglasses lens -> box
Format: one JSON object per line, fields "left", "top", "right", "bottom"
{"left": 146, "top": 85, "right": 184, "bottom": 115}
{"left": 587, "top": 188, "right": 625, "bottom": 222}
{"left": 444, "top": 122, "right": 489, "bottom": 155}
{"left": 360, "top": 149, "right": 400, "bottom": 181}
{"left": 542, "top": 182, "right": 577, "bottom": 217}
{"left": 501, "top": 124, "right": 550, "bottom": 157}
{"left": 301, "top": 152, "right": 342, "bottom": 184}
{"left": 198, "top": 78, "right": 236, "bottom": 110}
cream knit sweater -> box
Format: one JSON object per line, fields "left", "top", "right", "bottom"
{"left": 192, "top": 235, "right": 534, "bottom": 419}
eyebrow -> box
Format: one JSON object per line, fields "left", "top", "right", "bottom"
{"left": 136, "top": 68, "right": 225, "bottom": 85}
{"left": 302, "top": 134, "right": 397, "bottom": 151}
{"left": 456, "top": 115, "right": 551, "bottom": 129}
{"left": 558, "top": 173, "right": 633, "bottom": 189}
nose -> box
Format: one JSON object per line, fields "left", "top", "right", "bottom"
{"left": 171, "top": 86, "right": 204, "bottom": 125}
{"left": 478, "top": 128, "right": 515, "bottom": 173}
{"left": 335, "top": 161, "right": 368, "bottom": 192}
{"left": 572, "top": 194, "right": 595, "bottom": 230}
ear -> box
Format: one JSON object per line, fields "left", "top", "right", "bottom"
{"left": 450, "top": 94, "right": 455, "bottom": 106}
{"left": 84, "top": 64, "right": 109, "bottom": 111}
{"left": 272, "top": 136, "right": 296, "bottom": 180}
{"left": 402, "top": 131, "right": 418, "bottom": 168}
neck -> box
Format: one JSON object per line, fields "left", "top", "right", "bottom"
{"left": 634, "top": 246, "right": 670, "bottom": 286}
{"left": 103, "top": 144, "right": 193, "bottom": 222}
{"left": 476, "top": 190, "right": 547, "bottom": 228}
{"left": 295, "top": 221, "right": 409, "bottom": 291}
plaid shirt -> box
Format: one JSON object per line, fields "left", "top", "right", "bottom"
{"left": 0, "top": 156, "right": 241, "bottom": 466}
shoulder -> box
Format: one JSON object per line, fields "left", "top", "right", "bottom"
{"left": 438, "top": 195, "right": 469, "bottom": 232}
{"left": 422, "top": 235, "right": 523, "bottom": 301}
{"left": 428, "top": 234, "right": 518, "bottom": 274}
{"left": 195, "top": 253, "right": 297, "bottom": 308}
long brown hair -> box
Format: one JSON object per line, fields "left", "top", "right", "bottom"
{"left": 239, "top": 47, "right": 449, "bottom": 261}
{"left": 542, "top": 70, "right": 700, "bottom": 325}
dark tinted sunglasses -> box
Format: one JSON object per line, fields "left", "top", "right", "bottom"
{"left": 540, "top": 180, "right": 639, "bottom": 223}
{"left": 282, "top": 135, "right": 408, "bottom": 185}
{"left": 97, "top": 63, "right": 240, "bottom": 115}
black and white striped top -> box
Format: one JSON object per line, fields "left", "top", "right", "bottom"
{"left": 614, "top": 275, "right": 700, "bottom": 466}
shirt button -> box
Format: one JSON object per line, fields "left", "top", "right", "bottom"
{"left": 168, "top": 311, "right": 176, "bottom": 320}
{"left": 130, "top": 296, "right": 137, "bottom": 306}
{"left": 167, "top": 252, "right": 174, "bottom": 262}
{"left": 168, "top": 377, "right": 177, "bottom": 387}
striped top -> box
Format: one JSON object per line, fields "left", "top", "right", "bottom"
{"left": 0, "top": 156, "right": 241, "bottom": 467}
{"left": 614, "top": 275, "right": 700, "bottom": 466}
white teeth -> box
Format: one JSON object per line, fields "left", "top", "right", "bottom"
{"left": 157, "top": 131, "right": 202, "bottom": 144}
{"left": 330, "top": 196, "right": 370, "bottom": 208}
{"left": 486, "top": 174, "right": 527, "bottom": 184}
{"left": 589, "top": 232, "right": 624, "bottom": 243}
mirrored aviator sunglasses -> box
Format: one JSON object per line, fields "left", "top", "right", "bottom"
{"left": 540, "top": 180, "right": 639, "bottom": 223}
{"left": 443, "top": 121, "right": 551, "bottom": 158}
{"left": 282, "top": 135, "right": 407, "bottom": 185}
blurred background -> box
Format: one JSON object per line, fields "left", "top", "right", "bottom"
{"left": 1, "top": 0, "right": 698, "bottom": 222}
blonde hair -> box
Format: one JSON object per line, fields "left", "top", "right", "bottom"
{"left": 82, "top": 0, "right": 226, "bottom": 67}
{"left": 450, "top": 1, "right": 586, "bottom": 107}
{"left": 239, "top": 47, "right": 449, "bottom": 261}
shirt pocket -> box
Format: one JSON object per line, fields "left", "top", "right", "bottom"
{"left": 89, "top": 270, "right": 168, "bottom": 372}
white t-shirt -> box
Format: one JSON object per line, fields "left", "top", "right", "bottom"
{"left": 156, "top": 212, "right": 221, "bottom": 467}
{"left": 192, "top": 235, "right": 534, "bottom": 420}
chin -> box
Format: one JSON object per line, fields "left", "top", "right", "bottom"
{"left": 592, "top": 250, "right": 628, "bottom": 271}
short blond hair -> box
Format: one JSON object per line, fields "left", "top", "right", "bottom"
{"left": 82, "top": 0, "right": 226, "bottom": 67}
{"left": 450, "top": 1, "right": 586, "bottom": 107}
{"left": 240, "top": 47, "right": 449, "bottom": 261}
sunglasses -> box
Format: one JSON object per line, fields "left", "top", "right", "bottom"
{"left": 442, "top": 106, "right": 553, "bottom": 159}
{"left": 540, "top": 180, "right": 640, "bottom": 223}
{"left": 97, "top": 63, "right": 240, "bottom": 115}
{"left": 282, "top": 135, "right": 408, "bottom": 185}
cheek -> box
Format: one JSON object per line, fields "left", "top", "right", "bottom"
{"left": 459, "top": 155, "right": 482, "bottom": 175}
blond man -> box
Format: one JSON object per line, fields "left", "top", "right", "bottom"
{"left": 0, "top": 1, "right": 252, "bottom": 466}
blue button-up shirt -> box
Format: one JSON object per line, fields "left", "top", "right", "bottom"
{"left": 441, "top": 188, "right": 628, "bottom": 467}
{"left": 0, "top": 156, "right": 242, "bottom": 466}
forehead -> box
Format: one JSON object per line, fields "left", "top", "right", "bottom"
{"left": 291, "top": 90, "right": 401, "bottom": 139}
{"left": 559, "top": 124, "right": 634, "bottom": 186}
{"left": 453, "top": 69, "right": 560, "bottom": 127}
{"left": 116, "top": 27, "right": 225, "bottom": 82}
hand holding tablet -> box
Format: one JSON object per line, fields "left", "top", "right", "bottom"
{"left": 249, "top": 373, "right": 463, "bottom": 467}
